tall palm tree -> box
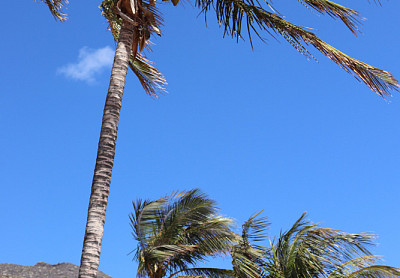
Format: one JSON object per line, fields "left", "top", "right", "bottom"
{"left": 38, "top": 1, "right": 399, "bottom": 277}
{"left": 38, "top": 1, "right": 165, "bottom": 277}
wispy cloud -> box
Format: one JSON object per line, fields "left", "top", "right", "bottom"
{"left": 58, "top": 46, "right": 114, "bottom": 83}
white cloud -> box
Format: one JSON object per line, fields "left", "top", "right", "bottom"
{"left": 58, "top": 46, "right": 114, "bottom": 83}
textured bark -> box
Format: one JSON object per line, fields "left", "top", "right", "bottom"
{"left": 78, "top": 20, "right": 135, "bottom": 278}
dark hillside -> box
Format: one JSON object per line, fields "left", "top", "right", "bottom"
{"left": 0, "top": 262, "right": 112, "bottom": 278}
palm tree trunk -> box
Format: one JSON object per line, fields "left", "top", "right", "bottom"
{"left": 78, "top": 19, "right": 135, "bottom": 278}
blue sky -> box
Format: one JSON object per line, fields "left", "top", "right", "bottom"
{"left": 1, "top": 1, "right": 399, "bottom": 277}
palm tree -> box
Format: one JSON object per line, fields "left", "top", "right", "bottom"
{"left": 129, "top": 189, "right": 238, "bottom": 278}
{"left": 38, "top": 0, "right": 399, "bottom": 277}
{"left": 38, "top": 1, "right": 165, "bottom": 277}
{"left": 264, "top": 213, "right": 400, "bottom": 278}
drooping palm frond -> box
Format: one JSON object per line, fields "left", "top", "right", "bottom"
{"left": 326, "top": 255, "right": 400, "bottom": 278}
{"left": 130, "top": 189, "right": 237, "bottom": 278}
{"left": 36, "top": 0, "right": 68, "bottom": 21}
{"left": 256, "top": 12, "right": 399, "bottom": 97}
{"left": 302, "top": 228, "right": 375, "bottom": 264}
{"left": 130, "top": 53, "right": 167, "bottom": 98}
{"left": 194, "top": 0, "right": 399, "bottom": 96}
{"left": 297, "top": 0, "right": 361, "bottom": 35}
{"left": 347, "top": 265, "right": 400, "bottom": 278}
{"left": 100, "top": 0, "right": 166, "bottom": 97}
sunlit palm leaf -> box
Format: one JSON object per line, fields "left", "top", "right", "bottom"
{"left": 327, "top": 255, "right": 383, "bottom": 277}
{"left": 36, "top": 0, "right": 68, "bottom": 21}
{"left": 348, "top": 265, "right": 400, "bottom": 278}
{"left": 302, "top": 228, "right": 375, "bottom": 263}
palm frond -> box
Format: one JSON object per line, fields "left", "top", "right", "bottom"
{"left": 271, "top": 215, "right": 320, "bottom": 278}
{"left": 257, "top": 9, "right": 399, "bottom": 96}
{"left": 348, "top": 265, "right": 400, "bottom": 278}
{"left": 129, "top": 53, "right": 167, "bottom": 98}
{"left": 242, "top": 211, "right": 270, "bottom": 244}
{"left": 172, "top": 267, "right": 235, "bottom": 278}
{"left": 146, "top": 244, "right": 198, "bottom": 262}
{"left": 195, "top": 0, "right": 399, "bottom": 96}
{"left": 36, "top": 0, "right": 68, "bottom": 21}
{"left": 232, "top": 248, "right": 265, "bottom": 278}
{"left": 327, "top": 255, "right": 383, "bottom": 277}
{"left": 297, "top": 0, "right": 361, "bottom": 35}
{"left": 230, "top": 211, "right": 270, "bottom": 278}
{"left": 130, "top": 197, "right": 169, "bottom": 251}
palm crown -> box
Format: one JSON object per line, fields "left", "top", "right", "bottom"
{"left": 266, "top": 213, "right": 400, "bottom": 278}
{"left": 39, "top": 0, "right": 398, "bottom": 97}
{"left": 130, "top": 189, "right": 237, "bottom": 278}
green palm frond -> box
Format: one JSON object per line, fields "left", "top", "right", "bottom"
{"left": 242, "top": 211, "right": 270, "bottom": 243}
{"left": 36, "top": 0, "right": 68, "bottom": 21}
{"left": 297, "top": 0, "right": 361, "bottom": 35}
{"left": 195, "top": 0, "right": 399, "bottom": 96}
{"left": 231, "top": 211, "right": 270, "bottom": 278}
{"left": 100, "top": 0, "right": 166, "bottom": 97}
{"left": 348, "top": 265, "right": 400, "bottom": 278}
{"left": 232, "top": 248, "right": 265, "bottom": 278}
{"left": 130, "top": 197, "right": 168, "bottom": 250}
{"left": 327, "top": 255, "right": 383, "bottom": 277}
{"left": 302, "top": 228, "right": 375, "bottom": 264}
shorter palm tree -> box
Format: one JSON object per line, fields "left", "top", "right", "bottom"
{"left": 129, "top": 189, "right": 237, "bottom": 278}
{"left": 265, "top": 212, "right": 400, "bottom": 278}
{"left": 131, "top": 190, "right": 400, "bottom": 278}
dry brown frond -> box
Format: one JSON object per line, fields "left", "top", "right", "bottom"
{"left": 298, "top": 0, "right": 361, "bottom": 35}
{"left": 101, "top": 0, "right": 166, "bottom": 96}
{"left": 129, "top": 53, "right": 167, "bottom": 98}
{"left": 257, "top": 10, "right": 399, "bottom": 96}
{"left": 36, "top": 0, "right": 68, "bottom": 21}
